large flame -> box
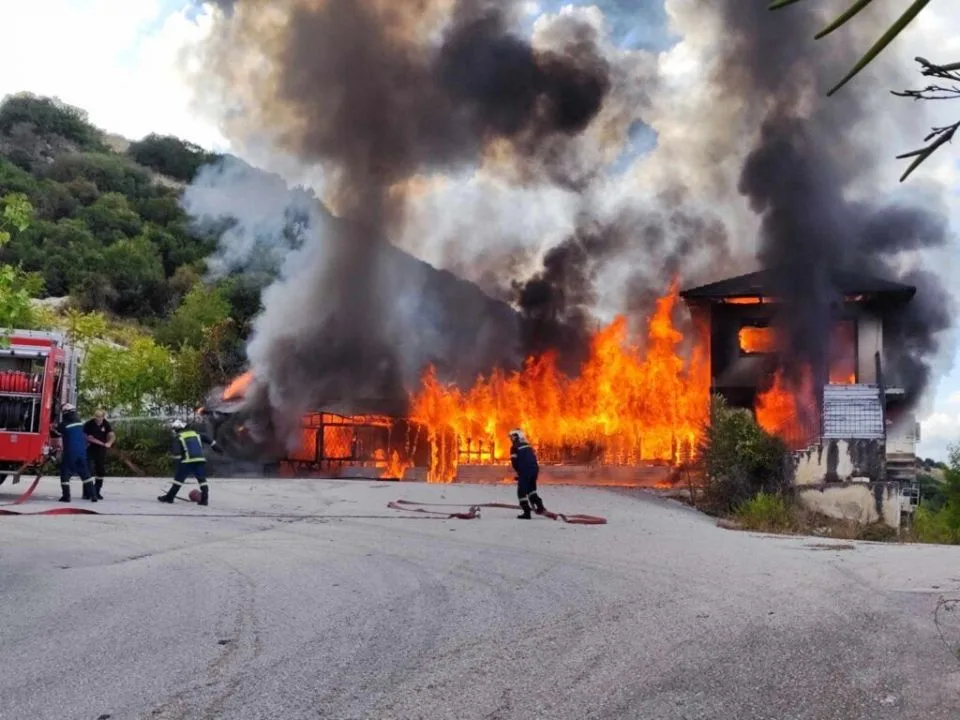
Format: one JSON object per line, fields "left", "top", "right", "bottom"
{"left": 217, "top": 285, "right": 865, "bottom": 481}
{"left": 755, "top": 367, "right": 818, "bottom": 448}
{"left": 409, "top": 282, "right": 710, "bottom": 482}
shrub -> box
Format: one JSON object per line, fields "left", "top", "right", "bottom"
{"left": 913, "top": 505, "right": 960, "bottom": 545}
{"left": 736, "top": 491, "right": 794, "bottom": 532}
{"left": 105, "top": 419, "right": 175, "bottom": 476}
{"left": 700, "top": 394, "right": 791, "bottom": 513}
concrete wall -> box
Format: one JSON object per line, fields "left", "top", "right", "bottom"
{"left": 856, "top": 313, "right": 883, "bottom": 383}
{"left": 796, "top": 481, "right": 901, "bottom": 529}
{"left": 793, "top": 439, "right": 885, "bottom": 485}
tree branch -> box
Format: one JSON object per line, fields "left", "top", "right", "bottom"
{"left": 893, "top": 57, "right": 960, "bottom": 182}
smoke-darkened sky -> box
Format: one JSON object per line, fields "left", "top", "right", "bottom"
{"left": 178, "top": 0, "right": 960, "bottom": 456}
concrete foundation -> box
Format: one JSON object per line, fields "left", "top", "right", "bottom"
{"left": 796, "top": 481, "right": 901, "bottom": 529}
{"left": 793, "top": 439, "right": 885, "bottom": 485}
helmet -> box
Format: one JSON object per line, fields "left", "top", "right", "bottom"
{"left": 508, "top": 428, "right": 526, "bottom": 443}
{"left": 169, "top": 419, "right": 187, "bottom": 431}
{"left": 61, "top": 403, "right": 75, "bottom": 412}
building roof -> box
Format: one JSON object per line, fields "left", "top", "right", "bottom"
{"left": 680, "top": 269, "right": 916, "bottom": 302}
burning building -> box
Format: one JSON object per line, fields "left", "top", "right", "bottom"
{"left": 680, "top": 267, "right": 920, "bottom": 483}
{"left": 205, "top": 262, "right": 921, "bottom": 514}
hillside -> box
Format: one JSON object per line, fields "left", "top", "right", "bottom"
{"left": 0, "top": 92, "right": 275, "bottom": 404}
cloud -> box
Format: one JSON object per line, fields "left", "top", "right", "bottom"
{"left": 0, "top": 0, "right": 225, "bottom": 149}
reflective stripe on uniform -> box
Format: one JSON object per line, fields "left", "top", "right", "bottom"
{"left": 178, "top": 431, "right": 205, "bottom": 462}
{"left": 65, "top": 422, "right": 83, "bottom": 429}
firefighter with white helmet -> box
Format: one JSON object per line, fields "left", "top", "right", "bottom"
{"left": 508, "top": 428, "right": 545, "bottom": 519}
{"left": 158, "top": 418, "right": 222, "bottom": 505}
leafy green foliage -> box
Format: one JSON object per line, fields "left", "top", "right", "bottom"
{"left": 0, "top": 93, "right": 269, "bottom": 457}
{"left": 104, "top": 418, "right": 178, "bottom": 476}
{"left": 156, "top": 282, "right": 230, "bottom": 349}
{"left": 912, "top": 443, "right": 960, "bottom": 545}
{"left": 79, "top": 335, "right": 176, "bottom": 415}
{"left": 127, "top": 134, "right": 220, "bottom": 184}
{"left": 0, "top": 194, "right": 50, "bottom": 334}
{"left": 736, "top": 491, "right": 794, "bottom": 532}
{"left": 700, "top": 395, "right": 791, "bottom": 513}
{"left": 0, "top": 93, "right": 107, "bottom": 155}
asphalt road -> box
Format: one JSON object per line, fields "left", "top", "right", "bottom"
{"left": 1, "top": 477, "right": 959, "bottom": 720}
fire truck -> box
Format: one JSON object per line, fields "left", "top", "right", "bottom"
{"left": 0, "top": 330, "right": 78, "bottom": 485}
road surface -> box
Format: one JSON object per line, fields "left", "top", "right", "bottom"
{"left": 1, "top": 477, "right": 959, "bottom": 720}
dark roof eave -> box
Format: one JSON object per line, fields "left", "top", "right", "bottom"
{"left": 679, "top": 269, "right": 917, "bottom": 302}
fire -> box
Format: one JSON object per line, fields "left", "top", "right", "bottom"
{"left": 373, "top": 447, "right": 413, "bottom": 479}
{"left": 409, "top": 282, "right": 710, "bottom": 482}
{"left": 738, "top": 326, "right": 776, "bottom": 354}
{"left": 223, "top": 371, "right": 253, "bottom": 401}
{"left": 754, "top": 367, "right": 818, "bottom": 448}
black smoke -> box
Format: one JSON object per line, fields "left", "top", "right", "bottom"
{"left": 195, "top": 0, "right": 618, "bottom": 446}
{"left": 713, "top": 0, "right": 953, "bottom": 407}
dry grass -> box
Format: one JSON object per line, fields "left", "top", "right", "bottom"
{"left": 720, "top": 494, "right": 900, "bottom": 543}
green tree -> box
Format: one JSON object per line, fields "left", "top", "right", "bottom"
{"left": 0, "top": 194, "right": 49, "bottom": 334}
{"left": 156, "top": 282, "right": 231, "bottom": 349}
{"left": 0, "top": 93, "right": 107, "bottom": 152}
{"left": 770, "top": 0, "right": 953, "bottom": 180}
{"left": 78, "top": 334, "right": 176, "bottom": 415}
{"left": 76, "top": 191, "right": 143, "bottom": 242}
{"left": 100, "top": 236, "right": 167, "bottom": 317}
{"left": 700, "top": 394, "right": 791, "bottom": 513}
{"left": 127, "top": 133, "right": 219, "bottom": 183}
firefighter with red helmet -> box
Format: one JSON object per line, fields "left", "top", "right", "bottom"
{"left": 509, "top": 428, "right": 545, "bottom": 519}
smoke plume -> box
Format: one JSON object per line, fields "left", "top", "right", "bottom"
{"left": 699, "top": 0, "right": 955, "bottom": 407}
{"left": 189, "top": 0, "right": 637, "bottom": 445}
{"left": 185, "top": 0, "right": 955, "bottom": 449}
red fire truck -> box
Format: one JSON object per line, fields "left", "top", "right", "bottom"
{"left": 0, "top": 330, "right": 78, "bottom": 485}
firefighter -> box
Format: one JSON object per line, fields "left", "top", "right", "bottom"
{"left": 509, "top": 428, "right": 545, "bottom": 519}
{"left": 83, "top": 408, "right": 115, "bottom": 500}
{"left": 51, "top": 403, "right": 97, "bottom": 503}
{"left": 158, "top": 419, "right": 222, "bottom": 505}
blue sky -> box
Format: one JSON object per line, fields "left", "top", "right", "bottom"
{"left": 1, "top": 0, "right": 958, "bottom": 459}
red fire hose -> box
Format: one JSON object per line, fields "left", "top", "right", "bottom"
{"left": 387, "top": 499, "right": 607, "bottom": 525}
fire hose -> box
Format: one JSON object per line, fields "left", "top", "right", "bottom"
{"left": 387, "top": 499, "right": 607, "bottom": 525}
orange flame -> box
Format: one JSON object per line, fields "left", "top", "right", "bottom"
{"left": 755, "top": 367, "right": 818, "bottom": 448}
{"left": 374, "top": 448, "right": 413, "bottom": 479}
{"left": 409, "top": 282, "right": 710, "bottom": 482}
{"left": 738, "top": 326, "right": 776, "bottom": 354}
{"left": 223, "top": 371, "right": 253, "bottom": 401}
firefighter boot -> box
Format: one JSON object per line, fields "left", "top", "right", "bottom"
{"left": 81, "top": 482, "right": 91, "bottom": 500}
{"left": 529, "top": 492, "right": 546, "bottom": 515}
{"left": 198, "top": 485, "right": 209, "bottom": 507}
{"left": 85, "top": 480, "right": 98, "bottom": 503}
{"left": 94, "top": 478, "right": 104, "bottom": 500}
{"left": 517, "top": 500, "right": 532, "bottom": 520}
{"left": 58, "top": 484, "right": 70, "bottom": 502}
{"left": 157, "top": 485, "right": 179, "bottom": 503}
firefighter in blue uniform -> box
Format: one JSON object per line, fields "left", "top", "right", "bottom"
{"left": 51, "top": 403, "right": 97, "bottom": 503}
{"left": 158, "top": 419, "right": 222, "bottom": 505}
{"left": 509, "top": 428, "right": 545, "bottom": 519}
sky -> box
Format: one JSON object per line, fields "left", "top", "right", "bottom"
{"left": 2, "top": 0, "right": 960, "bottom": 460}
